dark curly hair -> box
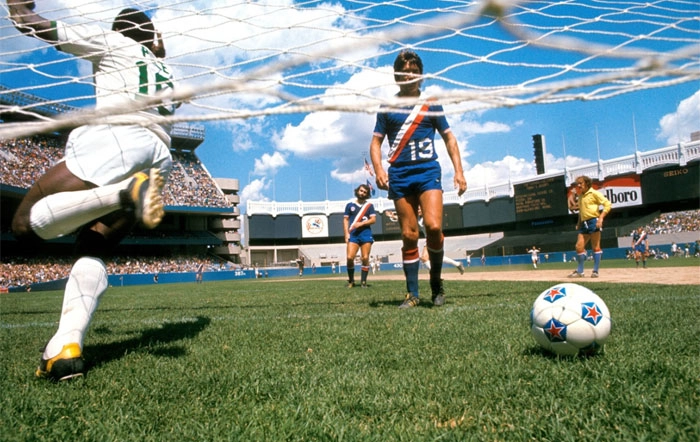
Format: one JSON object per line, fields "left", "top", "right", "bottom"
{"left": 112, "top": 8, "right": 155, "bottom": 46}
{"left": 393, "top": 50, "right": 423, "bottom": 84}
{"left": 355, "top": 184, "right": 371, "bottom": 199}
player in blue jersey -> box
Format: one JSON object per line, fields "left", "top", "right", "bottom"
{"left": 343, "top": 184, "right": 376, "bottom": 288}
{"left": 369, "top": 50, "right": 467, "bottom": 308}
{"left": 631, "top": 226, "right": 649, "bottom": 268}
{"left": 8, "top": 1, "right": 176, "bottom": 381}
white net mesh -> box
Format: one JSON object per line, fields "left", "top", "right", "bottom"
{"left": 1, "top": 0, "right": 698, "bottom": 139}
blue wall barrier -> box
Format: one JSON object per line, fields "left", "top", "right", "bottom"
{"left": 7, "top": 244, "right": 690, "bottom": 293}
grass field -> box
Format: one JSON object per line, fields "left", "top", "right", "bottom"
{"left": 1, "top": 260, "right": 699, "bottom": 441}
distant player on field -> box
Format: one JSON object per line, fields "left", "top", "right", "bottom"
{"left": 526, "top": 246, "right": 541, "bottom": 269}
{"left": 631, "top": 226, "right": 649, "bottom": 268}
{"left": 343, "top": 184, "right": 376, "bottom": 288}
{"left": 8, "top": 1, "right": 178, "bottom": 381}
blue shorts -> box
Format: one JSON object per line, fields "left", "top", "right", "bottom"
{"left": 388, "top": 161, "right": 442, "bottom": 200}
{"left": 633, "top": 244, "right": 646, "bottom": 253}
{"left": 349, "top": 229, "right": 374, "bottom": 245}
{"left": 578, "top": 218, "right": 600, "bottom": 235}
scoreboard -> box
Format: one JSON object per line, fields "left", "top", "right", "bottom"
{"left": 514, "top": 175, "right": 568, "bottom": 221}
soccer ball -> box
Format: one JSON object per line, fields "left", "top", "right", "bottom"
{"left": 530, "top": 283, "right": 612, "bottom": 356}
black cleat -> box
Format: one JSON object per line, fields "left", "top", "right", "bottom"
{"left": 431, "top": 279, "right": 445, "bottom": 306}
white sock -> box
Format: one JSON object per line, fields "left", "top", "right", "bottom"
{"left": 443, "top": 256, "right": 460, "bottom": 267}
{"left": 43, "top": 257, "right": 108, "bottom": 359}
{"left": 30, "top": 179, "right": 130, "bottom": 240}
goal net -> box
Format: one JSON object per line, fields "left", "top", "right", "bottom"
{"left": 1, "top": 0, "right": 698, "bottom": 139}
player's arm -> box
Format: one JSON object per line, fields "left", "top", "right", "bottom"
{"left": 596, "top": 193, "right": 611, "bottom": 227}
{"left": 369, "top": 134, "right": 388, "bottom": 190}
{"left": 7, "top": 0, "right": 58, "bottom": 42}
{"left": 366, "top": 213, "right": 376, "bottom": 226}
{"left": 343, "top": 216, "right": 350, "bottom": 242}
{"left": 441, "top": 130, "right": 467, "bottom": 196}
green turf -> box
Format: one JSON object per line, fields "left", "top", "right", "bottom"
{"left": 1, "top": 262, "right": 699, "bottom": 441}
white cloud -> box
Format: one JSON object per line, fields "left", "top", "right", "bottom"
{"left": 273, "top": 66, "right": 524, "bottom": 188}
{"left": 240, "top": 178, "right": 270, "bottom": 204}
{"left": 657, "top": 90, "right": 700, "bottom": 144}
{"left": 252, "top": 151, "right": 288, "bottom": 176}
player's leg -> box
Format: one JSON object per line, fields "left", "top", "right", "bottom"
{"left": 570, "top": 232, "right": 588, "bottom": 277}
{"left": 35, "top": 255, "right": 107, "bottom": 381}
{"left": 421, "top": 244, "right": 431, "bottom": 270}
{"left": 12, "top": 129, "right": 168, "bottom": 241}
{"left": 419, "top": 189, "right": 446, "bottom": 305}
{"left": 446, "top": 255, "right": 464, "bottom": 274}
{"left": 359, "top": 242, "right": 372, "bottom": 287}
{"left": 23, "top": 168, "right": 164, "bottom": 240}
{"left": 591, "top": 231, "right": 603, "bottom": 276}
{"left": 395, "top": 195, "right": 421, "bottom": 307}
{"left": 346, "top": 241, "right": 360, "bottom": 287}
{"left": 36, "top": 215, "right": 130, "bottom": 381}
{"left": 11, "top": 162, "right": 97, "bottom": 241}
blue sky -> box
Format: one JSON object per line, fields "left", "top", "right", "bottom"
{"left": 2, "top": 0, "right": 699, "bottom": 207}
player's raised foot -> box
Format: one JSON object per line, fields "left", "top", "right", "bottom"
{"left": 568, "top": 271, "right": 584, "bottom": 278}
{"left": 122, "top": 168, "right": 165, "bottom": 229}
{"left": 591, "top": 271, "right": 599, "bottom": 278}
{"left": 399, "top": 293, "right": 420, "bottom": 309}
{"left": 36, "top": 343, "right": 85, "bottom": 382}
{"left": 457, "top": 263, "right": 465, "bottom": 275}
{"left": 347, "top": 281, "right": 355, "bottom": 289}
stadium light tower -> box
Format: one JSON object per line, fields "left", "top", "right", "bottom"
{"left": 532, "top": 134, "right": 546, "bottom": 175}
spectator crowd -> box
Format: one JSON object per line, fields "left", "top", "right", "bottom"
{"left": 632, "top": 210, "right": 700, "bottom": 235}
{"left": 1, "top": 136, "right": 231, "bottom": 208}
{"left": 0, "top": 255, "right": 238, "bottom": 289}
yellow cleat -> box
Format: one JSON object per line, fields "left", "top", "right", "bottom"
{"left": 124, "top": 168, "right": 165, "bottom": 229}
{"left": 399, "top": 293, "right": 420, "bottom": 309}
{"left": 36, "top": 343, "right": 85, "bottom": 382}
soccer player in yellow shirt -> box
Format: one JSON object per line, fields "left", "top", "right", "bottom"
{"left": 569, "top": 176, "right": 612, "bottom": 278}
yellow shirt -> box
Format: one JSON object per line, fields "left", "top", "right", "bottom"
{"left": 578, "top": 187, "right": 612, "bottom": 221}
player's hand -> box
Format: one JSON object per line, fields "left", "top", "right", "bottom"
{"left": 454, "top": 172, "right": 467, "bottom": 196}
{"left": 152, "top": 31, "right": 166, "bottom": 58}
{"left": 375, "top": 170, "right": 389, "bottom": 191}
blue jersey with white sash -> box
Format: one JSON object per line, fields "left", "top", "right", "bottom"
{"left": 373, "top": 94, "right": 451, "bottom": 166}
{"left": 345, "top": 201, "right": 375, "bottom": 244}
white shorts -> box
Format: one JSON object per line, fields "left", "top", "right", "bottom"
{"left": 63, "top": 125, "right": 172, "bottom": 186}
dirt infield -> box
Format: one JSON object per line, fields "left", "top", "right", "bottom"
{"left": 372, "top": 267, "right": 699, "bottom": 286}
